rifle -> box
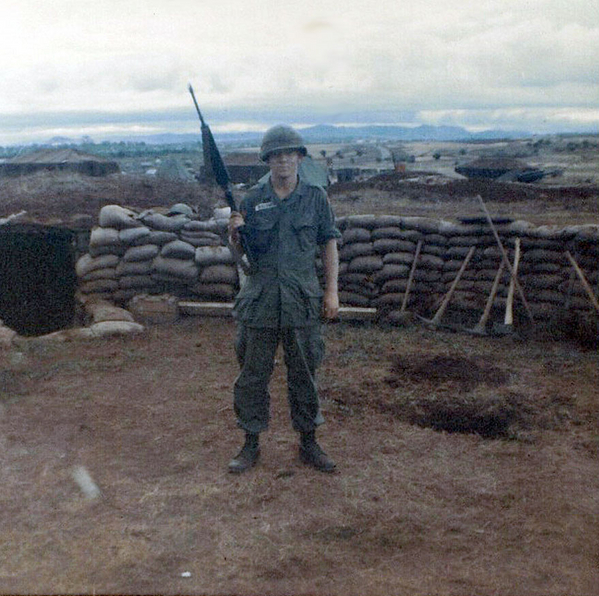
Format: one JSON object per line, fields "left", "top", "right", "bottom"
{"left": 188, "top": 83, "right": 252, "bottom": 271}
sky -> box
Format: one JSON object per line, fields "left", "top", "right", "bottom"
{"left": 1, "top": 0, "right": 598, "bottom": 145}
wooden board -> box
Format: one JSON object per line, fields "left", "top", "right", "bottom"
{"left": 178, "top": 301, "right": 377, "bottom": 322}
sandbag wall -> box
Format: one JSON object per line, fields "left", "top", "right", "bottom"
{"left": 76, "top": 205, "right": 239, "bottom": 304}
{"left": 76, "top": 205, "right": 599, "bottom": 325}
{"left": 335, "top": 215, "right": 599, "bottom": 323}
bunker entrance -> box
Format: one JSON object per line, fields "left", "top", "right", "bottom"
{"left": 0, "top": 225, "right": 77, "bottom": 336}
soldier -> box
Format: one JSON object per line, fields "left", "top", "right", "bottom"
{"left": 228, "top": 125, "right": 340, "bottom": 474}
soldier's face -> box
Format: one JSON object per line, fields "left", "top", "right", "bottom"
{"left": 268, "top": 149, "right": 302, "bottom": 179}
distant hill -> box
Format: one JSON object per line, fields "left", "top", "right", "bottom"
{"left": 41, "top": 124, "right": 530, "bottom": 148}
{"left": 115, "top": 124, "right": 529, "bottom": 146}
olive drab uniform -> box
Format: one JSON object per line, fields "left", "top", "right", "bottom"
{"left": 232, "top": 178, "right": 341, "bottom": 435}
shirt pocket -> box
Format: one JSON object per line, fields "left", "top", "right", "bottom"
{"left": 291, "top": 215, "right": 318, "bottom": 252}
{"left": 246, "top": 214, "right": 277, "bottom": 255}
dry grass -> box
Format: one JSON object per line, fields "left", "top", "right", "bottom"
{"left": 0, "top": 171, "right": 221, "bottom": 223}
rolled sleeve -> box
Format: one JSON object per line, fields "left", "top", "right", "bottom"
{"left": 316, "top": 193, "right": 341, "bottom": 245}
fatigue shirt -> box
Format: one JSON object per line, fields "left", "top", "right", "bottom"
{"left": 233, "top": 178, "right": 340, "bottom": 328}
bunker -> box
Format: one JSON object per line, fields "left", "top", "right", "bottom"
{"left": 0, "top": 223, "right": 79, "bottom": 336}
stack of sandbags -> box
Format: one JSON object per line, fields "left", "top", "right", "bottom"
{"left": 335, "top": 215, "right": 380, "bottom": 307}
{"left": 180, "top": 220, "right": 223, "bottom": 247}
{"left": 152, "top": 239, "right": 198, "bottom": 290}
{"left": 438, "top": 221, "right": 511, "bottom": 314}
{"left": 517, "top": 224, "right": 599, "bottom": 319}
{"left": 76, "top": 253, "right": 120, "bottom": 298}
{"left": 191, "top": 246, "right": 238, "bottom": 301}
{"left": 115, "top": 241, "right": 160, "bottom": 303}
{"left": 76, "top": 204, "right": 240, "bottom": 306}
{"left": 437, "top": 220, "right": 599, "bottom": 320}
{"left": 336, "top": 216, "right": 447, "bottom": 317}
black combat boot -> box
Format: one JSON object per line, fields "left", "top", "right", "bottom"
{"left": 228, "top": 432, "right": 260, "bottom": 474}
{"left": 299, "top": 431, "right": 336, "bottom": 473}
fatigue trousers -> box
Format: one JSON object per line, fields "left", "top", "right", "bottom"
{"left": 233, "top": 324, "right": 325, "bottom": 434}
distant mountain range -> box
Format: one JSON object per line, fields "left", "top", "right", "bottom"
{"left": 46, "top": 124, "right": 531, "bottom": 147}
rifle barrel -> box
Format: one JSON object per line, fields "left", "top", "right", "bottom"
{"left": 187, "top": 84, "right": 206, "bottom": 127}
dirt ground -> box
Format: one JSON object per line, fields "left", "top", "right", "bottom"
{"left": 1, "top": 141, "right": 598, "bottom": 594}
{"left": 1, "top": 317, "right": 598, "bottom": 595}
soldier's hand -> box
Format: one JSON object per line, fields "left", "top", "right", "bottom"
{"left": 322, "top": 289, "right": 339, "bottom": 320}
{"left": 228, "top": 211, "right": 245, "bottom": 248}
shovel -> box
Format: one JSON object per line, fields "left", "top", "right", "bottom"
{"left": 493, "top": 237, "right": 521, "bottom": 336}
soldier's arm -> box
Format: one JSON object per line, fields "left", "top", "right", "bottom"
{"left": 320, "top": 239, "right": 339, "bottom": 320}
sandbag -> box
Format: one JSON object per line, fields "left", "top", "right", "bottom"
{"left": 347, "top": 255, "right": 383, "bottom": 273}
{"left": 420, "top": 244, "right": 446, "bottom": 257}
{"left": 119, "top": 275, "right": 156, "bottom": 289}
{"left": 180, "top": 232, "right": 223, "bottom": 247}
{"left": 521, "top": 249, "right": 564, "bottom": 264}
{"left": 161, "top": 240, "right": 196, "bottom": 260}
{"left": 153, "top": 256, "right": 198, "bottom": 281}
{"left": 373, "top": 215, "right": 403, "bottom": 228}
{"left": 116, "top": 260, "right": 154, "bottom": 276}
{"left": 521, "top": 274, "right": 566, "bottom": 290}
{"left": 184, "top": 220, "right": 220, "bottom": 233}
{"left": 79, "top": 279, "right": 119, "bottom": 294}
{"left": 422, "top": 234, "right": 448, "bottom": 247}
{"left": 373, "top": 238, "right": 416, "bottom": 254}
{"left": 119, "top": 226, "right": 151, "bottom": 245}
{"left": 89, "top": 227, "right": 122, "bottom": 256}
{"left": 141, "top": 212, "right": 188, "bottom": 232}
{"left": 195, "top": 246, "right": 235, "bottom": 267}
{"left": 373, "top": 264, "right": 410, "bottom": 284}
{"left": 200, "top": 265, "right": 238, "bottom": 285}
{"left": 339, "top": 291, "right": 371, "bottom": 307}
{"left": 85, "top": 300, "right": 135, "bottom": 323}
{"left": 371, "top": 227, "right": 409, "bottom": 241}
{"left": 383, "top": 252, "right": 416, "bottom": 266}
{"left": 339, "top": 242, "right": 374, "bottom": 261}
{"left": 339, "top": 272, "right": 375, "bottom": 286}
{"left": 98, "top": 205, "right": 142, "bottom": 229}
{"left": 76, "top": 254, "right": 120, "bottom": 278}
{"left": 190, "top": 283, "right": 236, "bottom": 300}
{"left": 344, "top": 214, "right": 378, "bottom": 229}
{"left": 401, "top": 217, "right": 440, "bottom": 234}
{"left": 80, "top": 267, "right": 118, "bottom": 282}
{"left": 342, "top": 228, "right": 371, "bottom": 244}
{"left": 131, "top": 231, "right": 179, "bottom": 246}
{"left": 123, "top": 244, "right": 160, "bottom": 262}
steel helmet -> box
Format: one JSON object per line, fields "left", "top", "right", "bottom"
{"left": 260, "top": 125, "right": 307, "bottom": 162}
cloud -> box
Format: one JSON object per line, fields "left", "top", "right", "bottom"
{"left": 0, "top": 0, "right": 597, "bottom": 142}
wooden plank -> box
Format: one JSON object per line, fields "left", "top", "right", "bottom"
{"left": 178, "top": 301, "right": 377, "bottom": 321}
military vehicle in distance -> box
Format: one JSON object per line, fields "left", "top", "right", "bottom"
{"left": 455, "top": 157, "right": 546, "bottom": 183}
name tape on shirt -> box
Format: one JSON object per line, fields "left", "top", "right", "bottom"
{"left": 255, "top": 201, "right": 277, "bottom": 212}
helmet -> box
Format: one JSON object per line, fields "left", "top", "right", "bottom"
{"left": 167, "top": 203, "right": 193, "bottom": 217}
{"left": 260, "top": 125, "right": 307, "bottom": 162}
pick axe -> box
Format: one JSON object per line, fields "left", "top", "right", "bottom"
{"left": 565, "top": 251, "right": 599, "bottom": 316}
{"left": 419, "top": 245, "right": 475, "bottom": 328}
{"left": 392, "top": 239, "right": 422, "bottom": 324}
{"left": 467, "top": 260, "right": 505, "bottom": 336}
{"left": 477, "top": 195, "right": 534, "bottom": 325}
